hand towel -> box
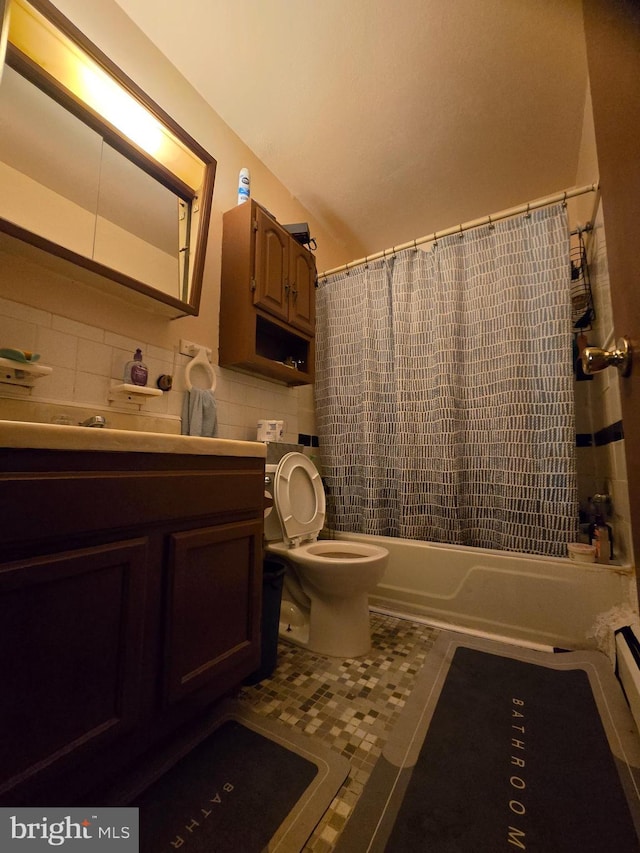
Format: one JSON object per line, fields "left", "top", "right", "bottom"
{"left": 181, "top": 388, "right": 217, "bottom": 437}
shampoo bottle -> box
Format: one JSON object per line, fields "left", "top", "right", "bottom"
{"left": 124, "top": 348, "right": 148, "bottom": 386}
{"left": 590, "top": 516, "right": 614, "bottom": 564}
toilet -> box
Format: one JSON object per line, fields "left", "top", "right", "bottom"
{"left": 264, "top": 452, "right": 388, "bottom": 657}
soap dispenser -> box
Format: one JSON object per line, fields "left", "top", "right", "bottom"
{"left": 124, "top": 348, "right": 148, "bottom": 386}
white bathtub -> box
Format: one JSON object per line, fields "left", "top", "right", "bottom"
{"left": 336, "top": 532, "right": 637, "bottom": 651}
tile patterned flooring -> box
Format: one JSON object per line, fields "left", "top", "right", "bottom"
{"left": 235, "top": 612, "right": 439, "bottom": 852}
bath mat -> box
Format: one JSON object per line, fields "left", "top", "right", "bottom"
{"left": 336, "top": 631, "right": 640, "bottom": 852}
{"left": 113, "top": 702, "right": 349, "bottom": 853}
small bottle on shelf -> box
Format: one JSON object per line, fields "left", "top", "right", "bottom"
{"left": 124, "top": 349, "right": 148, "bottom": 387}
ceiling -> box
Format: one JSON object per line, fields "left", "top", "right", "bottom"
{"left": 112, "top": 0, "right": 590, "bottom": 260}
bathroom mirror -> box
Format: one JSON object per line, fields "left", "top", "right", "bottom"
{"left": 0, "top": 0, "right": 216, "bottom": 317}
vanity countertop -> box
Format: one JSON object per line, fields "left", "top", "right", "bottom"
{"left": 0, "top": 419, "right": 266, "bottom": 458}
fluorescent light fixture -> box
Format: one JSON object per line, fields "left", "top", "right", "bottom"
{"left": 7, "top": 0, "right": 205, "bottom": 190}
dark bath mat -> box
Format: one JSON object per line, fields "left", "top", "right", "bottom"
{"left": 337, "top": 632, "right": 640, "bottom": 852}
{"left": 122, "top": 704, "right": 349, "bottom": 853}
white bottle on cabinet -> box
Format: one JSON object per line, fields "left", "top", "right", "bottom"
{"left": 238, "top": 168, "right": 250, "bottom": 204}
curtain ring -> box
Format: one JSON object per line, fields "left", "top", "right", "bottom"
{"left": 562, "top": 191, "right": 568, "bottom": 208}
{"left": 433, "top": 231, "right": 438, "bottom": 248}
{"left": 364, "top": 255, "right": 369, "bottom": 269}
{"left": 524, "top": 202, "right": 531, "bottom": 219}
{"left": 413, "top": 238, "right": 418, "bottom": 252}
{"left": 458, "top": 224, "right": 464, "bottom": 239}
{"left": 488, "top": 214, "right": 494, "bottom": 231}
{"left": 345, "top": 261, "right": 350, "bottom": 276}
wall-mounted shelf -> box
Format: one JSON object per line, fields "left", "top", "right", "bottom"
{"left": 108, "top": 382, "right": 163, "bottom": 408}
{"left": 0, "top": 356, "right": 52, "bottom": 388}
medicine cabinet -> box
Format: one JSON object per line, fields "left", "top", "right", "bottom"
{"left": 0, "top": 0, "right": 216, "bottom": 318}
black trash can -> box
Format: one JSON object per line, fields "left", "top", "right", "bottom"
{"left": 244, "top": 557, "right": 286, "bottom": 685}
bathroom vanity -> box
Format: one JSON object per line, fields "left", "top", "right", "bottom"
{"left": 0, "top": 422, "right": 265, "bottom": 804}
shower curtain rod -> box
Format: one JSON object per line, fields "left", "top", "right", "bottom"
{"left": 319, "top": 182, "right": 598, "bottom": 278}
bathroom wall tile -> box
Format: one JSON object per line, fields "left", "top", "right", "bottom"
{"left": 258, "top": 385, "right": 294, "bottom": 414}
{"left": 0, "top": 295, "right": 308, "bottom": 441}
{"left": 296, "top": 384, "right": 315, "bottom": 410}
{"left": 296, "top": 399, "right": 317, "bottom": 436}
{"left": 166, "top": 389, "right": 184, "bottom": 417}
{"left": 140, "top": 390, "right": 170, "bottom": 414}
{"left": 146, "top": 343, "right": 174, "bottom": 363}
{"left": 0, "top": 295, "right": 51, "bottom": 328}
{"left": 37, "top": 366, "right": 75, "bottom": 402}
{"left": 610, "top": 473, "right": 631, "bottom": 529}
{"left": 215, "top": 422, "right": 252, "bottom": 441}
{"left": 145, "top": 353, "right": 174, "bottom": 388}
{"left": 111, "top": 346, "right": 138, "bottom": 382}
{"left": 243, "top": 384, "right": 265, "bottom": 409}
{"left": 104, "top": 330, "right": 147, "bottom": 353}
{"left": 73, "top": 371, "right": 111, "bottom": 406}
{"left": 0, "top": 315, "right": 37, "bottom": 352}
{"left": 221, "top": 400, "right": 254, "bottom": 428}
{"left": 36, "top": 326, "right": 78, "bottom": 370}
{"left": 605, "top": 375, "right": 623, "bottom": 425}
{"left": 52, "top": 315, "right": 105, "bottom": 343}
{"left": 574, "top": 199, "right": 631, "bottom": 552}
{"left": 574, "top": 381, "right": 594, "bottom": 433}
{"left": 77, "top": 338, "right": 112, "bottom": 376}
{"left": 614, "top": 518, "right": 634, "bottom": 567}
{"left": 210, "top": 368, "right": 231, "bottom": 401}
{"left": 610, "top": 439, "right": 629, "bottom": 482}
{"left": 592, "top": 444, "right": 610, "bottom": 483}
{"left": 171, "top": 356, "right": 190, "bottom": 394}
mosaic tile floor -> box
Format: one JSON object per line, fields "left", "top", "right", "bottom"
{"left": 235, "top": 612, "right": 439, "bottom": 852}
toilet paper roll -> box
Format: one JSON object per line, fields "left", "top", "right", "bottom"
{"left": 257, "top": 420, "right": 279, "bottom": 442}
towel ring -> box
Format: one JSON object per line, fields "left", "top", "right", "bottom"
{"left": 184, "top": 346, "right": 216, "bottom": 392}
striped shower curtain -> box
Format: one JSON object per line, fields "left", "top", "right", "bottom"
{"left": 315, "top": 203, "right": 577, "bottom": 557}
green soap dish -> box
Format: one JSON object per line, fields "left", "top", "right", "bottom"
{"left": 0, "top": 348, "right": 40, "bottom": 363}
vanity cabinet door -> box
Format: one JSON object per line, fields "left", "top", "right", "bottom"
{"left": 162, "top": 519, "right": 263, "bottom": 706}
{"left": 0, "top": 539, "right": 147, "bottom": 800}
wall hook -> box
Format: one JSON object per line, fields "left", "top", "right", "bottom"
{"left": 582, "top": 337, "right": 632, "bottom": 377}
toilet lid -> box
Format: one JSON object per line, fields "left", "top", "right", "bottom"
{"left": 274, "top": 452, "right": 326, "bottom": 545}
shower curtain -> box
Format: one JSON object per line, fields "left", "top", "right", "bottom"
{"left": 315, "top": 203, "right": 577, "bottom": 557}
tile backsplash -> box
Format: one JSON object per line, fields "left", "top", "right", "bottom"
{"left": 0, "top": 294, "right": 310, "bottom": 443}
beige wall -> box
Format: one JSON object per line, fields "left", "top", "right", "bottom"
{"left": 0, "top": 0, "right": 357, "bottom": 440}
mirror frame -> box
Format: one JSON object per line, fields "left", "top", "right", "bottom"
{"left": 0, "top": 0, "right": 216, "bottom": 317}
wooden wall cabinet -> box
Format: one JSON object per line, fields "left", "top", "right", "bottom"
{"left": 220, "top": 200, "right": 316, "bottom": 385}
{"left": 0, "top": 448, "right": 264, "bottom": 805}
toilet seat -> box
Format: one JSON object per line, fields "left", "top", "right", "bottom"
{"left": 274, "top": 452, "right": 326, "bottom": 547}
